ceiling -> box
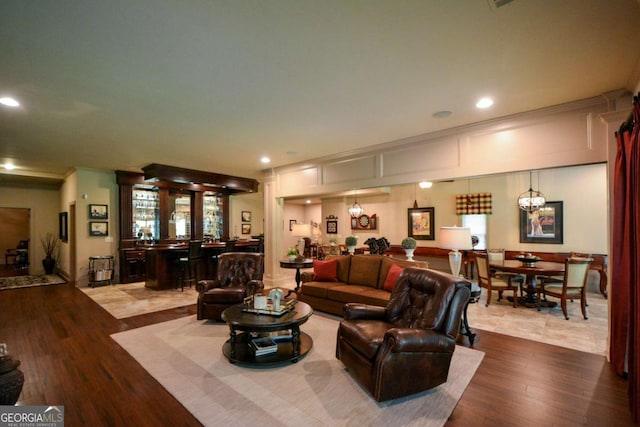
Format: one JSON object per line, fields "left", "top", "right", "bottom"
{"left": 2, "top": 1, "right": 640, "bottom": 184}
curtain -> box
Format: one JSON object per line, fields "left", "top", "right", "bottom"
{"left": 455, "top": 193, "right": 492, "bottom": 215}
{"left": 610, "top": 94, "right": 640, "bottom": 422}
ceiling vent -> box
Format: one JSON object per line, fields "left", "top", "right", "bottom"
{"left": 488, "top": 0, "right": 515, "bottom": 8}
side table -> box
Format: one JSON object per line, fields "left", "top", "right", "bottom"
{"left": 279, "top": 259, "right": 313, "bottom": 296}
{"left": 460, "top": 283, "right": 481, "bottom": 345}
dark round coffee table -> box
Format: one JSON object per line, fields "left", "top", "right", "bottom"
{"left": 221, "top": 301, "right": 313, "bottom": 366}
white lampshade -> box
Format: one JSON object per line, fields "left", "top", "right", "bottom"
{"left": 291, "top": 223, "right": 312, "bottom": 237}
{"left": 439, "top": 226, "right": 473, "bottom": 250}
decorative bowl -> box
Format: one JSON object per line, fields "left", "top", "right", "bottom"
{"left": 514, "top": 254, "right": 542, "bottom": 267}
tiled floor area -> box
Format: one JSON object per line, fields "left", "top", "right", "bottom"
{"left": 466, "top": 288, "right": 608, "bottom": 355}
{"left": 79, "top": 282, "right": 199, "bottom": 319}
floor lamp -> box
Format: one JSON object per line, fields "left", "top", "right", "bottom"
{"left": 439, "top": 226, "right": 473, "bottom": 277}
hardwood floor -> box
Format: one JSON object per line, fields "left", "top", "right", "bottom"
{"left": 0, "top": 271, "right": 634, "bottom": 426}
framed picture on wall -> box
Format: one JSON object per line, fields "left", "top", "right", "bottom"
{"left": 326, "top": 220, "right": 338, "bottom": 234}
{"left": 242, "top": 224, "right": 251, "bottom": 234}
{"left": 59, "top": 212, "right": 68, "bottom": 242}
{"left": 89, "top": 204, "right": 108, "bottom": 220}
{"left": 242, "top": 211, "right": 251, "bottom": 222}
{"left": 519, "top": 201, "right": 563, "bottom": 244}
{"left": 408, "top": 207, "right": 435, "bottom": 240}
{"left": 89, "top": 221, "right": 109, "bottom": 237}
{"left": 289, "top": 219, "right": 297, "bottom": 231}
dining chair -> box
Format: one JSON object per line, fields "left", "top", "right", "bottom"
{"left": 476, "top": 252, "right": 519, "bottom": 307}
{"left": 537, "top": 257, "right": 592, "bottom": 320}
{"left": 487, "top": 248, "right": 525, "bottom": 295}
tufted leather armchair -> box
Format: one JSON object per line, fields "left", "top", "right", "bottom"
{"left": 196, "top": 252, "right": 265, "bottom": 321}
{"left": 336, "top": 267, "right": 471, "bottom": 401}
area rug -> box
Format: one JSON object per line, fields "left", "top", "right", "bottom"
{"left": 0, "top": 274, "right": 66, "bottom": 291}
{"left": 112, "top": 314, "right": 484, "bottom": 427}
{"left": 80, "top": 282, "right": 198, "bottom": 319}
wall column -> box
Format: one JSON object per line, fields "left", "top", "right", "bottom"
{"left": 262, "top": 172, "right": 288, "bottom": 288}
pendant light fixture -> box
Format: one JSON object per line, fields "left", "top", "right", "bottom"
{"left": 518, "top": 171, "right": 546, "bottom": 212}
{"left": 348, "top": 190, "right": 363, "bottom": 218}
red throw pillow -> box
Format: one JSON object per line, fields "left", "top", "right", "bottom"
{"left": 383, "top": 264, "right": 404, "bottom": 292}
{"left": 313, "top": 259, "right": 339, "bottom": 282}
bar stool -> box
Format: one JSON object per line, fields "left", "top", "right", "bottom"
{"left": 177, "top": 240, "right": 203, "bottom": 291}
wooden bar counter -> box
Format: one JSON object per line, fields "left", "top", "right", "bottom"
{"left": 144, "top": 240, "right": 260, "bottom": 290}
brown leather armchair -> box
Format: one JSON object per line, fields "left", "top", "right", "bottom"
{"left": 196, "top": 252, "right": 264, "bottom": 321}
{"left": 336, "top": 267, "right": 471, "bottom": 402}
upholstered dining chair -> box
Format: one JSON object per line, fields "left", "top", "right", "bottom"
{"left": 336, "top": 267, "right": 470, "bottom": 402}
{"left": 476, "top": 252, "right": 519, "bottom": 307}
{"left": 537, "top": 257, "right": 592, "bottom": 320}
{"left": 196, "top": 252, "right": 264, "bottom": 321}
{"left": 487, "top": 248, "right": 524, "bottom": 294}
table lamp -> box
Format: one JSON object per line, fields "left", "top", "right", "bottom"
{"left": 439, "top": 226, "right": 473, "bottom": 277}
{"left": 291, "top": 223, "right": 312, "bottom": 257}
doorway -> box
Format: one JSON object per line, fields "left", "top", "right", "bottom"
{"left": 0, "top": 207, "right": 31, "bottom": 273}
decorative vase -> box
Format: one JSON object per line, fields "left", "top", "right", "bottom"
{"left": 404, "top": 248, "right": 415, "bottom": 261}
{"left": 269, "top": 288, "right": 284, "bottom": 311}
{"left": 288, "top": 255, "right": 296, "bottom": 261}
{"left": 42, "top": 257, "right": 55, "bottom": 274}
{"left": 0, "top": 352, "right": 24, "bottom": 405}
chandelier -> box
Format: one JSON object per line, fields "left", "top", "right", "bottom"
{"left": 518, "top": 171, "right": 546, "bottom": 212}
{"left": 348, "top": 190, "right": 363, "bottom": 218}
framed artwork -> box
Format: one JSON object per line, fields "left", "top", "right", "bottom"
{"left": 408, "top": 207, "right": 435, "bottom": 240}
{"left": 89, "top": 204, "right": 108, "bottom": 220}
{"left": 242, "top": 211, "right": 251, "bottom": 222}
{"left": 242, "top": 224, "right": 251, "bottom": 234}
{"left": 59, "top": 212, "right": 68, "bottom": 242}
{"left": 289, "top": 219, "right": 297, "bottom": 231}
{"left": 326, "top": 220, "right": 338, "bottom": 234}
{"left": 520, "top": 201, "right": 563, "bottom": 244}
{"left": 89, "top": 221, "right": 109, "bottom": 237}
{"left": 351, "top": 213, "right": 377, "bottom": 230}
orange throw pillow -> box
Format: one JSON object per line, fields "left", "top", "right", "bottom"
{"left": 383, "top": 264, "right": 404, "bottom": 292}
{"left": 313, "top": 259, "right": 339, "bottom": 282}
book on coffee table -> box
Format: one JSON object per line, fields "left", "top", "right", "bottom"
{"left": 250, "top": 337, "right": 278, "bottom": 356}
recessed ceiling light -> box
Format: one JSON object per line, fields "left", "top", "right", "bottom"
{"left": 0, "top": 97, "right": 20, "bottom": 108}
{"left": 418, "top": 181, "right": 433, "bottom": 189}
{"left": 306, "top": 200, "right": 311, "bottom": 204}
{"left": 432, "top": 110, "right": 452, "bottom": 119}
{"left": 3, "top": 162, "right": 16, "bottom": 170}
{"left": 260, "top": 156, "right": 271, "bottom": 164}
{"left": 476, "top": 97, "right": 494, "bottom": 109}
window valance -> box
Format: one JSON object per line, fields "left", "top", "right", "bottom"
{"left": 456, "top": 193, "right": 492, "bottom": 215}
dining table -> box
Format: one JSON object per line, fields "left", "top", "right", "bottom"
{"left": 489, "top": 259, "right": 565, "bottom": 308}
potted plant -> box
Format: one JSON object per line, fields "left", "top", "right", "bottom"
{"left": 345, "top": 236, "right": 358, "bottom": 255}
{"left": 401, "top": 237, "right": 417, "bottom": 261}
{"left": 286, "top": 247, "right": 298, "bottom": 261}
{"left": 40, "top": 232, "right": 60, "bottom": 274}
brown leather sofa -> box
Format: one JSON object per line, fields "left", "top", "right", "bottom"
{"left": 298, "top": 255, "right": 428, "bottom": 316}
{"left": 196, "top": 252, "right": 264, "bottom": 321}
{"left": 336, "top": 267, "right": 471, "bottom": 401}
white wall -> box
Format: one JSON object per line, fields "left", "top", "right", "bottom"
{"left": 230, "top": 191, "right": 264, "bottom": 239}
{"left": 73, "top": 168, "right": 119, "bottom": 286}
{"left": 299, "top": 163, "right": 607, "bottom": 255}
